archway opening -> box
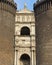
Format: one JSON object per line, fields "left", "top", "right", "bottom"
{"left": 21, "top": 26, "right": 30, "bottom": 36}
{"left": 20, "top": 54, "right": 30, "bottom": 65}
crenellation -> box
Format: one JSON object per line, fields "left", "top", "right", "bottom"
{"left": 0, "top": 0, "right": 16, "bottom": 15}
{"left": 0, "top": 0, "right": 16, "bottom": 65}
{"left": 34, "top": 0, "right": 52, "bottom": 65}
{"left": 34, "top": 0, "right": 52, "bottom": 16}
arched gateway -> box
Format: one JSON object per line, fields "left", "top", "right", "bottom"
{"left": 15, "top": 4, "right": 36, "bottom": 65}
{"left": 20, "top": 54, "right": 30, "bottom": 65}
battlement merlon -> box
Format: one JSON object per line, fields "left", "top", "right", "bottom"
{"left": 0, "top": 0, "right": 17, "bottom": 15}
{"left": 34, "top": 0, "right": 52, "bottom": 16}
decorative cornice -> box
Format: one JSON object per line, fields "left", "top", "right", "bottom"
{"left": 34, "top": 0, "right": 52, "bottom": 16}
{"left": 0, "top": 0, "right": 17, "bottom": 15}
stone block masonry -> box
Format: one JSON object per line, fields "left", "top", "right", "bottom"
{"left": 34, "top": 0, "right": 52, "bottom": 65}
{"left": 0, "top": 0, "right": 16, "bottom": 65}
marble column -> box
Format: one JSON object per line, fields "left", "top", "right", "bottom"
{"left": 31, "top": 50, "right": 36, "bottom": 65}
{"left": 31, "top": 50, "right": 34, "bottom": 65}
{"left": 14, "top": 50, "right": 18, "bottom": 65}
{"left": 33, "top": 50, "right": 36, "bottom": 65}
{"left": 32, "top": 50, "right": 33, "bottom": 65}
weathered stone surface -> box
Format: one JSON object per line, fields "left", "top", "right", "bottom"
{"left": 34, "top": 0, "right": 52, "bottom": 65}
{"left": 15, "top": 6, "right": 36, "bottom": 65}
{"left": 0, "top": 1, "right": 16, "bottom": 65}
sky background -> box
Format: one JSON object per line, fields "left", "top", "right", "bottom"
{"left": 14, "top": 0, "right": 37, "bottom": 11}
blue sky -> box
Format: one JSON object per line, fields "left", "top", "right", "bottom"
{"left": 14, "top": 0, "right": 37, "bottom": 11}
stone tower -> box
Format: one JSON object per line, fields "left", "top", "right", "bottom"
{"left": 34, "top": 0, "right": 52, "bottom": 65}
{"left": 0, "top": 0, "right": 16, "bottom": 65}
{"left": 15, "top": 4, "right": 36, "bottom": 65}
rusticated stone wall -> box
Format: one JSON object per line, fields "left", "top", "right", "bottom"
{"left": 34, "top": 0, "right": 52, "bottom": 65}
{"left": 0, "top": 0, "right": 16, "bottom": 65}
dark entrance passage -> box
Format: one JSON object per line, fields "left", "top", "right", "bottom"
{"left": 21, "top": 26, "right": 30, "bottom": 36}
{"left": 20, "top": 54, "right": 30, "bottom": 65}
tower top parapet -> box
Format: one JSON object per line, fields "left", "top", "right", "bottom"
{"left": 34, "top": 0, "right": 52, "bottom": 16}
{"left": 7, "top": 0, "right": 13, "bottom": 1}
{"left": 0, "top": 0, "right": 17, "bottom": 15}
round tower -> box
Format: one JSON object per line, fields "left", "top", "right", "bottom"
{"left": 0, "top": 0, "right": 16, "bottom": 65}
{"left": 34, "top": 0, "right": 52, "bottom": 65}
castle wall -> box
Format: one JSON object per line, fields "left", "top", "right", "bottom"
{"left": 34, "top": 0, "right": 52, "bottom": 65}
{"left": 0, "top": 1, "right": 16, "bottom": 65}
